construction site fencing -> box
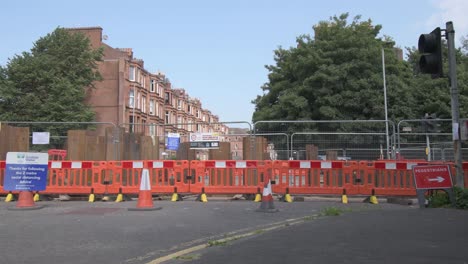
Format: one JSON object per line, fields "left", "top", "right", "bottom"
{"left": 1, "top": 159, "right": 467, "bottom": 197}
{"left": 0, "top": 121, "right": 119, "bottom": 160}
{"left": 397, "top": 119, "right": 468, "bottom": 161}
{"left": 118, "top": 121, "right": 252, "bottom": 160}
{"left": 254, "top": 120, "right": 397, "bottom": 161}
{"left": 3, "top": 119, "right": 467, "bottom": 162}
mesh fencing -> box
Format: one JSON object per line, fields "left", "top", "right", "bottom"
{"left": 1, "top": 119, "right": 467, "bottom": 161}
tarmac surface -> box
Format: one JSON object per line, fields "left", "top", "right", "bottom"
{"left": 0, "top": 196, "right": 467, "bottom": 264}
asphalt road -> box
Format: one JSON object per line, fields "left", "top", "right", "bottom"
{"left": 173, "top": 207, "right": 468, "bottom": 264}
{"left": 1, "top": 197, "right": 466, "bottom": 264}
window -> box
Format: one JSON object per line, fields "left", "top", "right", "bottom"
{"left": 149, "top": 124, "right": 156, "bottom": 136}
{"left": 165, "top": 111, "right": 170, "bottom": 124}
{"left": 196, "top": 110, "right": 200, "bottom": 118}
{"left": 129, "top": 66, "right": 135, "bottom": 81}
{"left": 165, "top": 92, "right": 170, "bottom": 104}
{"left": 129, "top": 115, "right": 135, "bottom": 133}
{"left": 128, "top": 89, "right": 135, "bottom": 107}
{"left": 157, "top": 83, "right": 162, "bottom": 95}
{"left": 177, "top": 116, "right": 182, "bottom": 128}
{"left": 187, "top": 105, "right": 191, "bottom": 113}
{"left": 142, "top": 96, "right": 146, "bottom": 113}
{"left": 137, "top": 92, "right": 141, "bottom": 109}
{"left": 150, "top": 80, "right": 156, "bottom": 92}
{"left": 149, "top": 99, "right": 155, "bottom": 115}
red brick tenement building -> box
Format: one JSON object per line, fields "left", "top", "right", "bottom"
{"left": 67, "top": 27, "right": 229, "bottom": 144}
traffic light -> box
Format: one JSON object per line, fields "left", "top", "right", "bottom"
{"left": 418, "top": 27, "right": 443, "bottom": 78}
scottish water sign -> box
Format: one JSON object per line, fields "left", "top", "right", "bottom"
{"left": 167, "top": 133, "right": 180, "bottom": 151}
{"left": 4, "top": 152, "right": 48, "bottom": 191}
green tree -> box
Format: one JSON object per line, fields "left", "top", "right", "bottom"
{"left": 0, "top": 28, "right": 103, "bottom": 147}
{"left": 0, "top": 27, "right": 102, "bottom": 123}
{"left": 253, "top": 14, "right": 415, "bottom": 127}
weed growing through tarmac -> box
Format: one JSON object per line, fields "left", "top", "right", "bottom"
{"left": 320, "top": 207, "right": 345, "bottom": 216}
{"left": 173, "top": 254, "right": 201, "bottom": 261}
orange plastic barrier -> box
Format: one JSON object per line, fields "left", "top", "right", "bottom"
{"left": 272, "top": 160, "right": 358, "bottom": 195}
{"left": 190, "top": 160, "right": 270, "bottom": 194}
{"left": 45, "top": 161, "right": 101, "bottom": 194}
{"left": 1, "top": 159, "right": 466, "bottom": 197}
{"left": 48, "top": 149, "right": 67, "bottom": 160}
{"left": 0, "top": 160, "right": 99, "bottom": 195}
{"left": 358, "top": 160, "right": 429, "bottom": 196}
{"left": 106, "top": 160, "right": 190, "bottom": 194}
{"left": 0, "top": 161, "right": 6, "bottom": 195}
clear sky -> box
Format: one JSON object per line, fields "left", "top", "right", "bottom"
{"left": 1, "top": 0, "right": 467, "bottom": 124}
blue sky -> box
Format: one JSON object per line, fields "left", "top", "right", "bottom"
{"left": 1, "top": 0, "right": 467, "bottom": 124}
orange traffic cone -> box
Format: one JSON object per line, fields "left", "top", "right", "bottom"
{"left": 256, "top": 179, "right": 279, "bottom": 213}
{"left": 8, "top": 191, "right": 44, "bottom": 211}
{"left": 128, "top": 169, "right": 162, "bottom": 211}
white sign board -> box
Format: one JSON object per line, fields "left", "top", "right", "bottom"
{"left": 4, "top": 152, "right": 49, "bottom": 191}
{"left": 189, "top": 132, "right": 220, "bottom": 142}
{"left": 32, "top": 132, "right": 50, "bottom": 144}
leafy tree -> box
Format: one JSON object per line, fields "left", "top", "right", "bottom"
{"left": 0, "top": 28, "right": 103, "bottom": 146}
{"left": 253, "top": 14, "right": 414, "bottom": 127}
{"left": 252, "top": 14, "right": 468, "bottom": 129}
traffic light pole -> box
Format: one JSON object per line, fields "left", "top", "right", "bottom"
{"left": 446, "top": 21, "right": 464, "bottom": 187}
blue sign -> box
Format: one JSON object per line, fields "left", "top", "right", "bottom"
{"left": 4, "top": 152, "right": 49, "bottom": 191}
{"left": 167, "top": 133, "right": 180, "bottom": 151}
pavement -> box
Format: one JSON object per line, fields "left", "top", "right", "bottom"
{"left": 0, "top": 196, "right": 467, "bottom": 264}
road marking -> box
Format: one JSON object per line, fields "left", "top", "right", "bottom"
{"left": 146, "top": 244, "right": 207, "bottom": 264}
{"left": 145, "top": 216, "right": 314, "bottom": 264}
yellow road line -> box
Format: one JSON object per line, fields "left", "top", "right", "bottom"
{"left": 146, "top": 216, "right": 313, "bottom": 264}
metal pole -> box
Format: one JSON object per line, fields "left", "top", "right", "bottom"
{"left": 132, "top": 88, "right": 135, "bottom": 133}
{"left": 426, "top": 134, "right": 431, "bottom": 161}
{"left": 382, "top": 48, "right": 390, "bottom": 159}
{"left": 446, "top": 21, "right": 464, "bottom": 187}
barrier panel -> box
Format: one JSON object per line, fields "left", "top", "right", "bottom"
{"left": 0, "top": 160, "right": 100, "bottom": 195}
{"left": 190, "top": 160, "right": 270, "bottom": 194}
{"left": 106, "top": 160, "right": 190, "bottom": 195}
{"left": 46, "top": 161, "right": 101, "bottom": 194}
{"left": 1, "top": 159, "right": 466, "bottom": 197}
{"left": 272, "top": 160, "right": 358, "bottom": 195}
{"left": 0, "top": 161, "right": 5, "bottom": 195}
{"left": 358, "top": 160, "right": 429, "bottom": 196}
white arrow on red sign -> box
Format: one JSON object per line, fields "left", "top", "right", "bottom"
{"left": 428, "top": 176, "right": 445, "bottom": 183}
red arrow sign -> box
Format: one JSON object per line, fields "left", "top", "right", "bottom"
{"left": 413, "top": 165, "right": 453, "bottom": 189}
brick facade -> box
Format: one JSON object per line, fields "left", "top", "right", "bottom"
{"left": 67, "top": 27, "right": 229, "bottom": 157}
